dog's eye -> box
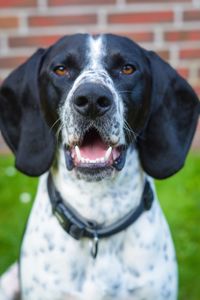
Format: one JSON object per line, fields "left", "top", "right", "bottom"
{"left": 53, "top": 65, "right": 69, "bottom": 76}
{"left": 122, "top": 64, "right": 136, "bottom": 75}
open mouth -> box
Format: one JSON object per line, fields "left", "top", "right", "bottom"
{"left": 64, "top": 128, "right": 127, "bottom": 173}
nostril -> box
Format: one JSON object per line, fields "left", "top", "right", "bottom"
{"left": 75, "top": 96, "right": 88, "bottom": 108}
{"left": 73, "top": 84, "right": 113, "bottom": 118}
{"left": 97, "top": 96, "right": 111, "bottom": 109}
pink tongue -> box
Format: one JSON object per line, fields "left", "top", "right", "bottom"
{"left": 80, "top": 140, "right": 108, "bottom": 160}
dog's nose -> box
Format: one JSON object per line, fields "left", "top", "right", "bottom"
{"left": 73, "top": 83, "right": 113, "bottom": 118}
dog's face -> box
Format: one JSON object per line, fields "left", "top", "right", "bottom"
{"left": 39, "top": 34, "right": 151, "bottom": 181}
{"left": 0, "top": 34, "right": 199, "bottom": 180}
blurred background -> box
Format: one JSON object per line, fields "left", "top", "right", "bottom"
{"left": 0, "top": 0, "right": 199, "bottom": 299}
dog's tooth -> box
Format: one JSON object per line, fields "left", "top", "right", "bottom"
{"left": 110, "top": 134, "right": 119, "bottom": 145}
{"left": 75, "top": 145, "right": 81, "bottom": 162}
{"left": 100, "top": 157, "right": 105, "bottom": 163}
{"left": 81, "top": 157, "right": 86, "bottom": 163}
{"left": 85, "top": 158, "right": 90, "bottom": 163}
{"left": 105, "top": 146, "right": 112, "bottom": 161}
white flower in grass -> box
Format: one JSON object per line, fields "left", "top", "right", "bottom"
{"left": 5, "top": 166, "right": 16, "bottom": 177}
{"left": 20, "top": 192, "right": 32, "bottom": 204}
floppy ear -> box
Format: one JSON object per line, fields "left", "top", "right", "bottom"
{"left": 138, "top": 51, "right": 200, "bottom": 179}
{"left": 0, "top": 49, "right": 56, "bottom": 176}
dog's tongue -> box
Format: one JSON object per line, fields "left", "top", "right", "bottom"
{"left": 80, "top": 138, "right": 108, "bottom": 160}
{"left": 71, "top": 128, "right": 121, "bottom": 165}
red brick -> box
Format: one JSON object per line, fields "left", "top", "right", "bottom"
{"left": 0, "top": 56, "right": 28, "bottom": 69}
{"left": 9, "top": 35, "right": 62, "bottom": 48}
{"left": 108, "top": 11, "right": 174, "bottom": 24}
{"left": 184, "top": 10, "right": 200, "bottom": 21}
{"left": 180, "top": 48, "right": 200, "bottom": 60}
{"left": 91, "top": 30, "right": 154, "bottom": 42}
{"left": 165, "top": 30, "right": 200, "bottom": 42}
{"left": 176, "top": 67, "right": 189, "bottom": 79}
{"left": 194, "top": 86, "right": 200, "bottom": 97}
{"left": 49, "top": 0, "right": 115, "bottom": 5}
{"left": 128, "top": 0, "right": 191, "bottom": 2}
{"left": 0, "top": 0, "right": 36, "bottom": 8}
{"left": 157, "top": 50, "right": 170, "bottom": 61}
{"left": 118, "top": 31, "right": 154, "bottom": 42}
{"left": 28, "top": 14, "right": 97, "bottom": 27}
{"left": 0, "top": 16, "right": 19, "bottom": 29}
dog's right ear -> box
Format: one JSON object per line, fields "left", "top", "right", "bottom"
{"left": 0, "top": 49, "right": 56, "bottom": 176}
{"left": 137, "top": 51, "right": 199, "bottom": 179}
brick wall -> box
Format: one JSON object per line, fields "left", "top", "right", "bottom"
{"left": 0, "top": 0, "right": 199, "bottom": 152}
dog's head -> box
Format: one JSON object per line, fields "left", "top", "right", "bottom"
{"left": 0, "top": 34, "right": 199, "bottom": 181}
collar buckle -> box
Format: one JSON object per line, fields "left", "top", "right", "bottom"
{"left": 54, "top": 203, "right": 85, "bottom": 240}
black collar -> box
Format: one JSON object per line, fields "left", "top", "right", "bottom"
{"left": 47, "top": 174, "right": 154, "bottom": 254}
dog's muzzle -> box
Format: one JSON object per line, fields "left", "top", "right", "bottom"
{"left": 63, "top": 83, "right": 127, "bottom": 179}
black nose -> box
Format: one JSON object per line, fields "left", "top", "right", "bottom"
{"left": 73, "top": 83, "right": 113, "bottom": 118}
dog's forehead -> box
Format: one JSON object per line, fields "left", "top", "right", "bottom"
{"left": 47, "top": 34, "right": 141, "bottom": 65}
{"left": 46, "top": 34, "right": 89, "bottom": 59}
{"left": 88, "top": 34, "right": 141, "bottom": 65}
{"left": 103, "top": 34, "right": 141, "bottom": 54}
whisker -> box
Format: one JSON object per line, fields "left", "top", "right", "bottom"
{"left": 54, "top": 124, "right": 64, "bottom": 147}
{"left": 123, "top": 120, "right": 138, "bottom": 143}
{"left": 49, "top": 118, "right": 61, "bottom": 132}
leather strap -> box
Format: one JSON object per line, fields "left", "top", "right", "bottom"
{"left": 47, "top": 174, "right": 154, "bottom": 241}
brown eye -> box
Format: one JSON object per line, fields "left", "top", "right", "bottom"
{"left": 122, "top": 64, "right": 136, "bottom": 75}
{"left": 53, "top": 65, "right": 69, "bottom": 76}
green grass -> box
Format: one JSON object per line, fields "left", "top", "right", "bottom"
{"left": 0, "top": 153, "right": 200, "bottom": 299}
{"left": 155, "top": 152, "right": 200, "bottom": 300}
{"left": 0, "top": 156, "right": 38, "bottom": 274}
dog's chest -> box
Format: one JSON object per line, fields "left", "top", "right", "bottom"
{"left": 20, "top": 178, "right": 177, "bottom": 300}
{"left": 20, "top": 151, "right": 177, "bottom": 299}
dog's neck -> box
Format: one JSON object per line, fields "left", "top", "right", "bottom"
{"left": 52, "top": 147, "right": 145, "bottom": 225}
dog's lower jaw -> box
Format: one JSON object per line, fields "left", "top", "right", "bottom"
{"left": 75, "top": 166, "right": 114, "bottom": 182}
{"left": 52, "top": 147, "right": 145, "bottom": 226}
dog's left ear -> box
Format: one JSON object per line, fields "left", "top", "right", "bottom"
{"left": 138, "top": 51, "right": 199, "bottom": 179}
{"left": 0, "top": 49, "right": 56, "bottom": 176}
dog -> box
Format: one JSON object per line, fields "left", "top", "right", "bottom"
{"left": 0, "top": 33, "right": 199, "bottom": 300}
